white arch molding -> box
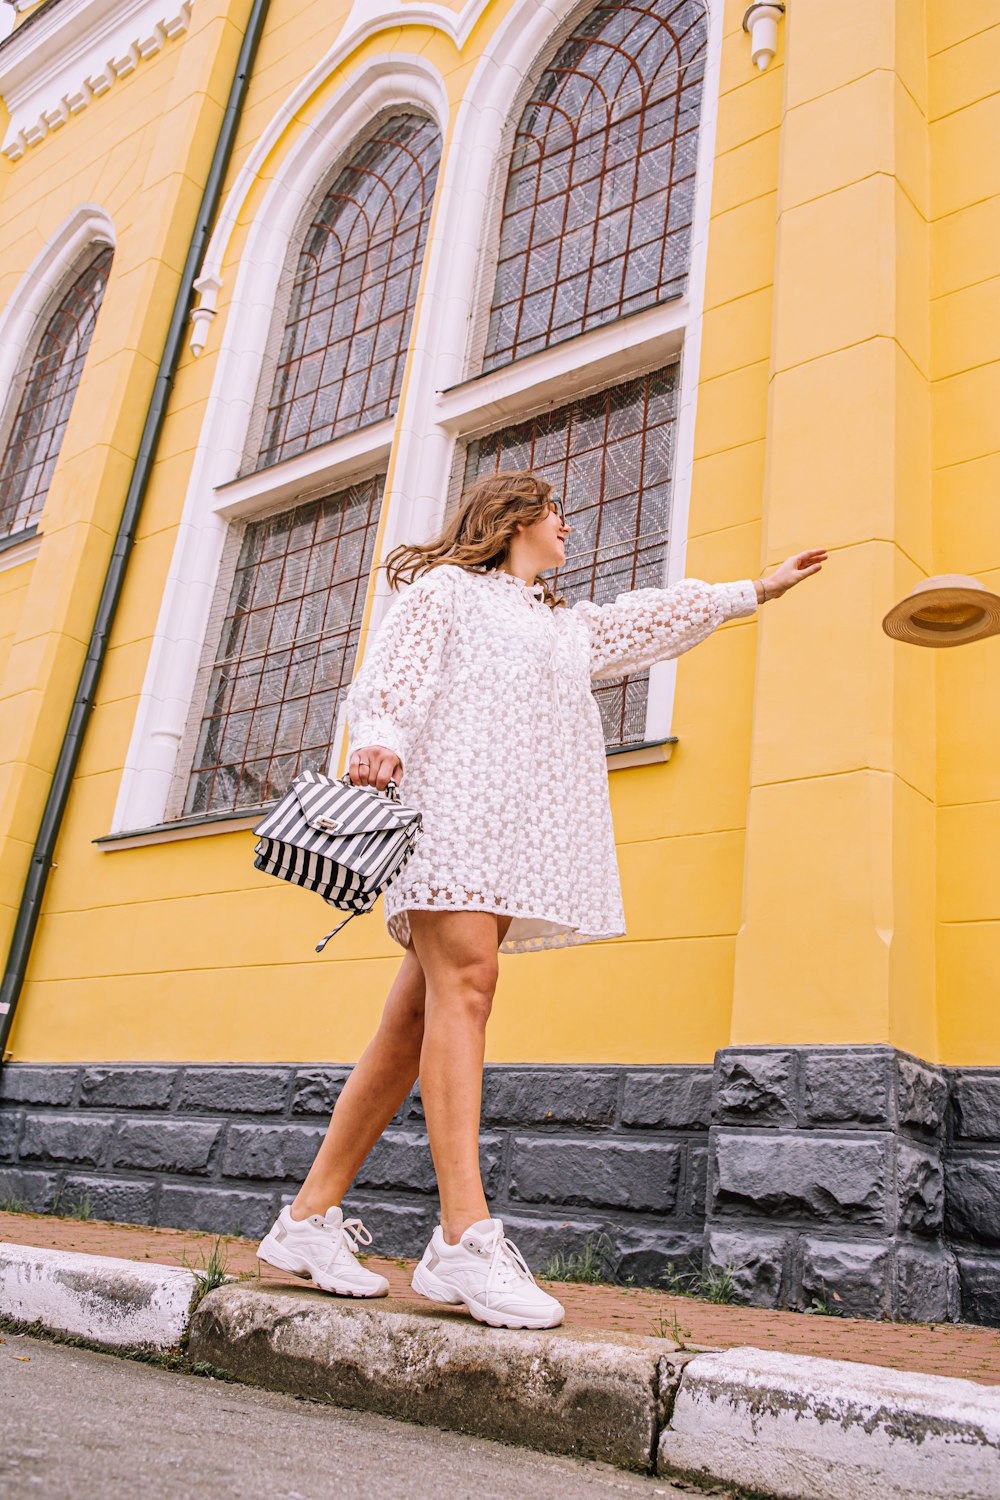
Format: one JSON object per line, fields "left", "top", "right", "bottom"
{"left": 0, "top": 203, "right": 116, "bottom": 436}
{"left": 0, "top": 203, "right": 116, "bottom": 570}
{"left": 113, "top": 0, "right": 722, "bottom": 836}
{"left": 111, "top": 56, "right": 449, "bottom": 833}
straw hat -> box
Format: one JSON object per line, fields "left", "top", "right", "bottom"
{"left": 882, "top": 574, "right": 1000, "bottom": 648}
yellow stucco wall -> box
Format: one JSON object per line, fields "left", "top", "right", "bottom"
{"left": 929, "top": 2, "right": 1000, "bottom": 1063}
{"left": 1, "top": 0, "right": 998, "bottom": 1067}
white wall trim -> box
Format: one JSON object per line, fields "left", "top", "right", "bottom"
{"left": 0, "top": 202, "right": 115, "bottom": 428}
{"left": 0, "top": 0, "right": 195, "bottom": 161}
{"left": 111, "top": 56, "right": 449, "bottom": 835}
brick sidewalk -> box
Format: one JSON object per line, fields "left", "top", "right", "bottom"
{"left": 4, "top": 1210, "right": 999, "bottom": 1386}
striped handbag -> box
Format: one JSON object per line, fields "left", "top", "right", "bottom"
{"left": 252, "top": 769, "right": 422, "bottom": 952}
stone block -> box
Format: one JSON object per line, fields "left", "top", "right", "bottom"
{"left": 799, "top": 1237, "right": 891, "bottom": 1320}
{"left": 341, "top": 1196, "right": 438, "bottom": 1259}
{"left": 0, "top": 1066, "right": 77, "bottom": 1106}
{"left": 510, "top": 1137, "right": 681, "bottom": 1213}
{"left": 59, "top": 1175, "right": 157, "bottom": 1225}
{"left": 352, "top": 1130, "right": 503, "bottom": 1197}
{"left": 659, "top": 1346, "right": 1000, "bottom": 1499}
{"left": 715, "top": 1051, "right": 796, "bottom": 1126}
{"left": 0, "top": 1109, "right": 22, "bottom": 1162}
{"left": 896, "top": 1143, "right": 944, "bottom": 1235}
{"left": 221, "top": 1123, "right": 325, "bottom": 1181}
{"left": 79, "top": 1067, "right": 175, "bottom": 1110}
{"left": 178, "top": 1068, "right": 290, "bottom": 1115}
{"left": 488, "top": 1212, "right": 606, "bottom": 1269}
{"left": 952, "top": 1074, "right": 1000, "bottom": 1143}
{"left": 956, "top": 1254, "right": 1000, "bottom": 1329}
{"left": 159, "top": 1184, "right": 276, "bottom": 1238}
{"left": 20, "top": 1113, "right": 114, "bottom": 1168}
{"left": 621, "top": 1068, "right": 712, "bottom": 1130}
{"left": 0, "top": 1167, "right": 58, "bottom": 1211}
{"left": 896, "top": 1246, "right": 954, "bottom": 1324}
{"left": 712, "top": 1133, "right": 887, "bottom": 1226}
{"left": 946, "top": 1159, "right": 1000, "bottom": 1247}
{"left": 481, "top": 1068, "right": 617, "bottom": 1128}
{"left": 896, "top": 1055, "right": 948, "bottom": 1135}
{"left": 615, "top": 1227, "right": 705, "bottom": 1289}
{"left": 688, "top": 1146, "right": 708, "bottom": 1218}
{"left": 0, "top": 1242, "right": 197, "bottom": 1353}
{"left": 190, "top": 1285, "right": 668, "bottom": 1472}
{"left": 111, "top": 1119, "right": 219, "bottom": 1175}
{"left": 801, "top": 1049, "right": 891, "bottom": 1126}
{"left": 706, "top": 1230, "right": 788, "bottom": 1307}
{"left": 290, "top": 1068, "right": 350, "bottom": 1116}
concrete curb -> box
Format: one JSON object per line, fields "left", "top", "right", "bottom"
{"left": 187, "top": 1283, "right": 680, "bottom": 1471}
{"left": 0, "top": 1240, "right": 197, "bottom": 1351}
{"left": 659, "top": 1346, "right": 1000, "bottom": 1500}
{"left": 4, "top": 1243, "right": 1000, "bottom": 1498}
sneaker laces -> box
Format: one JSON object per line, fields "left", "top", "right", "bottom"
{"left": 482, "top": 1223, "right": 535, "bottom": 1298}
{"left": 340, "top": 1216, "right": 373, "bottom": 1256}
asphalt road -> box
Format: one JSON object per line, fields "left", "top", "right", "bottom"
{"left": 0, "top": 1331, "right": 723, "bottom": 1500}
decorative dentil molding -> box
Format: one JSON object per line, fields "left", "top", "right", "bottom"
{"left": 0, "top": 0, "right": 195, "bottom": 162}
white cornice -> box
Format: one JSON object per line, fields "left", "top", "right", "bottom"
{"left": 0, "top": 0, "right": 195, "bottom": 161}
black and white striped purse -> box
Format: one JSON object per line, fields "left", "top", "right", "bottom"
{"left": 252, "top": 769, "right": 422, "bottom": 952}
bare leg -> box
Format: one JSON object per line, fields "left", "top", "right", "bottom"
{"left": 408, "top": 910, "right": 513, "bottom": 1244}
{"left": 290, "top": 945, "right": 426, "bottom": 1218}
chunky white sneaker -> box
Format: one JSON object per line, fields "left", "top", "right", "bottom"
{"left": 411, "top": 1217, "right": 564, "bottom": 1330}
{"left": 257, "top": 1205, "right": 389, "bottom": 1297}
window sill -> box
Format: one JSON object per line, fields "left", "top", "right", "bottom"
{"left": 0, "top": 523, "right": 40, "bottom": 571}
{"left": 97, "top": 741, "right": 678, "bottom": 850}
{"left": 94, "top": 805, "right": 271, "bottom": 852}
{"left": 606, "top": 737, "right": 677, "bottom": 770}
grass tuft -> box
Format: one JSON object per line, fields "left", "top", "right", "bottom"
{"left": 182, "top": 1237, "right": 231, "bottom": 1312}
{"left": 538, "top": 1232, "right": 618, "bottom": 1285}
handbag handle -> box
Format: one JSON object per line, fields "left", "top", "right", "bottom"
{"left": 339, "top": 772, "right": 400, "bottom": 802}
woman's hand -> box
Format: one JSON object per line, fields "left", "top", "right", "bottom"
{"left": 348, "top": 745, "right": 403, "bottom": 790}
{"left": 761, "top": 548, "right": 828, "bottom": 600}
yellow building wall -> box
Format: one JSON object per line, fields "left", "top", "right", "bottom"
{"left": 929, "top": 1, "right": 1000, "bottom": 1063}
{"left": 0, "top": 0, "right": 996, "bottom": 1069}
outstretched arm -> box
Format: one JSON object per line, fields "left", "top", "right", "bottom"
{"left": 576, "top": 550, "right": 827, "bottom": 681}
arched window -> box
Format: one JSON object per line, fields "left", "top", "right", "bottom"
{"left": 0, "top": 246, "right": 113, "bottom": 537}
{"left": 257, "top": 114, "right": 442, "bottom": 469}
{"left": 483, "top": 0, "right": 707, "bottom": 372}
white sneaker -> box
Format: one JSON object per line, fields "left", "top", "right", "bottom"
{"left": 411, "top": 1217, "right": 565, "bottom": 1330}
{"left": 257, "top": 1205, "right": 389, "bottom": 1297}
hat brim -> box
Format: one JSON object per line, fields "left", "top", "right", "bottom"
{"left": 883, "top": 587, "right": 1000, "bottom": 648}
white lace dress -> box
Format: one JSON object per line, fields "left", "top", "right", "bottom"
{"left": 344, "top": 564, "right": 758, "bottom": 954}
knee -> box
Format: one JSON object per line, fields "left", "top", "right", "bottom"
{"left": 445, "top": 957, "right": 498, "bottom": 1026}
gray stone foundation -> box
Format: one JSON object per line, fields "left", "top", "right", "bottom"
{"left": 0, "top": 1062, "right": 710, "bottom": 1285}
{"left": 2, "top": 1049, "right": 999, "bottom": 1327}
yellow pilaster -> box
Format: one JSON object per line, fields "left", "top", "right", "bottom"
{"left": 730, "top": 0, "right": 937, "bottom": 1057}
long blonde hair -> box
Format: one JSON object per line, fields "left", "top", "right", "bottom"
{"left": 383, "top": 470, "right": 566, "bottom": 609}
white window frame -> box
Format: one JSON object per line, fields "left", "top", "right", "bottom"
{"left": 111, "top": 57, "right": 448, "bottom": 836}
{"left": 0, "top": 202, "right": 115, "bottom": 572}
{"left": 112, "top": 0, "right": 722, "bottom": 839}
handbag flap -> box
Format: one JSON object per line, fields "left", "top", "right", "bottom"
{"left": 292, "top": 770, "right": 420, "bottom": 835}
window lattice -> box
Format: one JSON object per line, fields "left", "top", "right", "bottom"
{"left": 0, "top": 247, "right": 113, "bottom": 538}
{"left": 464, "top": 365, "right": 678, "bottom": 748}
{"left": 483, "top": 0, "right": 706, "bottom": 372}
{"left": 258, "top": 115, "right": 442, "bottom": 469}
{"left": 185, "top": 475, "right": 384, "bottom": 816}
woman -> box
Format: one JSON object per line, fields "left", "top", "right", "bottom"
{"left": 258, "top": 471, "right": 826, "bottom": 1329}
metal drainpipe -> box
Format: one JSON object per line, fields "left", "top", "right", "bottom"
{"left": 0, "top": 0, "right": 272, "bottom": 1062}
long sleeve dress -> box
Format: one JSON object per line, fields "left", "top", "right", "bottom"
{"left": 344, "top": 564, "right": 759, "bottom": 954}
